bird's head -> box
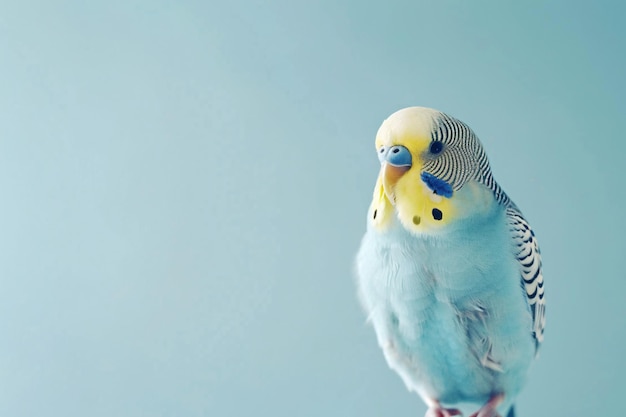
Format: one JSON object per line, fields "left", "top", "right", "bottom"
{"left": 370, "top": 107, "right": 498, "bottom": 234}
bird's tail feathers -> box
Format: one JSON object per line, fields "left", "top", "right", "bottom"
{"left": 506, "top": 405, "right": 515, "bottom": 417}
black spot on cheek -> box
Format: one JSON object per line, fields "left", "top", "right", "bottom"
{"left": 373, "top": 209, "right": 378, "bottom": 220}
{"left": 432, "top": 208, "right": 443, "bottom": 221}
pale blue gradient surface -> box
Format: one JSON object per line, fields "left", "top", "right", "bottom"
{"left": 0, "top": 1, "right": 624, "bottom": 416}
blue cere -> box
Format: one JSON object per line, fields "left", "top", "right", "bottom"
{"left": 421, "top": 172, "right": 453, "bottom": 198}
{"left": 385, "top": 145, "right": 412, "bottom": 167}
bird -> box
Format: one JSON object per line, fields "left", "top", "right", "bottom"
{"left": 355, "top": 107, "right": 545, "bottom": 417}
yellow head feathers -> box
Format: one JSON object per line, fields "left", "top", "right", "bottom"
{"left": 375, "top": 107, "right": 440, "bottom": 153}
{"left": 369, "top": 107, "right": 496, "bottom": 234}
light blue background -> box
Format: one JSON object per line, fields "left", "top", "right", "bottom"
{"left": 1, "top": 1, "right": 624, "bottom": 416}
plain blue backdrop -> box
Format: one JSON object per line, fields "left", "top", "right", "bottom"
{"left": 0, "top": 1, "right": 624, "bottom": 416}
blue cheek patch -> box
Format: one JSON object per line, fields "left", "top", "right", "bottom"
{"left": 421, "top": 172, "right": 453, "bottom": 198}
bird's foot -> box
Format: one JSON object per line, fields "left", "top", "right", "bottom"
{"left": 425, "top": 406, "right": 462, "bottom": 417}
{"left": 469, "top": 393, "right": 505, "bottom": 417}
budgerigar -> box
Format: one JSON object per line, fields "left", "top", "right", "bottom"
{"left": 356, "top": 107, "right": 545, "bottom": 417}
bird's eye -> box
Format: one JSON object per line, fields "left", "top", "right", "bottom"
{"left": 429, "top": 141, "right": 444, "bottom": 155}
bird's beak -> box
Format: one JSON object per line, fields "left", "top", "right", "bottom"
{"left": 380, "top": 145, "right": 412, "bottom": 204}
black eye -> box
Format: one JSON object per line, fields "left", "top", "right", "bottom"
{"left": 430, "top": 141, "right": 444, "bottom": 155}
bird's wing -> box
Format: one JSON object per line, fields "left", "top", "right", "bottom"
{"left": 506, "top": 206, "right": 545, "bottom": 351}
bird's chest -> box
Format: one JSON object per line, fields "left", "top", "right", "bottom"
{"left": 357, "top": 216, "right": 519, "bottom": 401}
{"left": 362, "top": 232, "right": 494, "bottom": 356}
{"left": 359, "top": 221, "right": 510, "bottom": 332}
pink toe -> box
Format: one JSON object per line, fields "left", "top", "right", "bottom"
{"left": 426, "top": 407, "right": 463, "bottom": 417}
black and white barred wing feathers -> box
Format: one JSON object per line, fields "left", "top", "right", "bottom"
{"left": 506, "top": 206, "right": 546, "bottom": 350}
